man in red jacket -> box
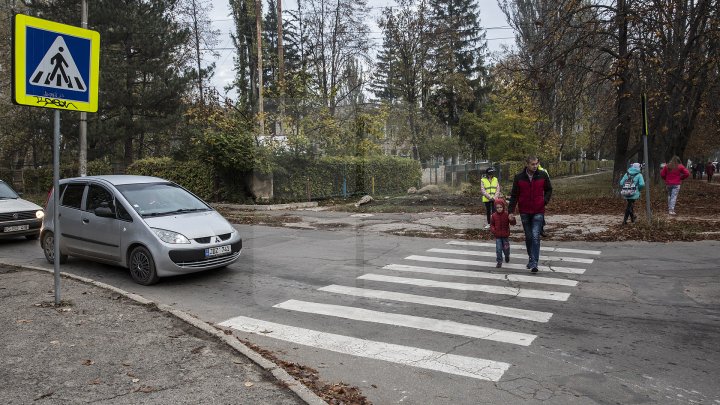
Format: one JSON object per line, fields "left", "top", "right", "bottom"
{"left": 706, "top": 161, "right": 716, "bottom": 183}
{"left": 508, "top": 156, "right": 553, "bottom": 273}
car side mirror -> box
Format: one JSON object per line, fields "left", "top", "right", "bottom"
{"left": 94, "top": 202, "right": 115, "bottom": 218}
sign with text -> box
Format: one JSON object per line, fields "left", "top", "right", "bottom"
{"left": 13, "top": 14, "right": 100, "bottom": 112}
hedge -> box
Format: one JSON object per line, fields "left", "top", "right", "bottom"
{"left": 273, "top": 155, "right": 421, "bottom": 200}
{"left": 127, "top": 157, "right": 216, "bottom": 201}
{"left": 0, "top": 159, "right": 112, "bottom": 194}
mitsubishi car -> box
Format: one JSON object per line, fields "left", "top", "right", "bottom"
{"left": 40, "top": 175, "right": 242, "bottom": 285}
{"left": 0, "top": 180, "right": 44, "bottom": 240}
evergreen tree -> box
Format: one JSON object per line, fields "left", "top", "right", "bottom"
{"left": 427, "top": 0, "right": 488, "bottom": 125}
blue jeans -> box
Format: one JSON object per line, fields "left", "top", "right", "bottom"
{"left": 520, "top": 213, "right": 544, "bottom": 268}
{"left": 495, "top": 237, "right": 509, "bottom": 262}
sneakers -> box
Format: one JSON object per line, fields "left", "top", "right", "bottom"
{"left": 669, "top": 211, "right": 676, "bottom": 216}
{"left": 496, "top": 262, "right": 502, "bottom": 268}
{"left": 531, "top": 267, "right": 539, "bottom": 273}
{"left": 484, "top": 224, "right": 490, "bottom": 229}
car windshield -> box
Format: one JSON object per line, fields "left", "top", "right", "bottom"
{"left": 116, "top": 182, "right": 210, "bottom": 217}
{"left": 0, "top": 182, "right": 20, "bottom": 199}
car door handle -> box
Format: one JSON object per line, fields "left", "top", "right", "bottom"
{"left": 82, "top": 218, "right": 90, "bottom": 224}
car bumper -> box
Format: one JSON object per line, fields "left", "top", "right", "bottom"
{"left": 153, "top": 238, "right": 242, "bottom": 277}
{"left": 0, "top": 219, "right": 42, "bottom": 238}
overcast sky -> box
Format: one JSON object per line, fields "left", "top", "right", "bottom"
{"left": 206, "top": 0, "right": 515, "bottom": 101}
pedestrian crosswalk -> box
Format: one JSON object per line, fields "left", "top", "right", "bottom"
{"left": 218, "top": 240, "right": 600, "bottom": 382}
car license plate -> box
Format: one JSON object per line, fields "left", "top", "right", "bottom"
{"left": 4, "top": 224, "right": 29, "bottom": 233}
{"left": 205, "top": 244, "right": 231, "bottom": 257}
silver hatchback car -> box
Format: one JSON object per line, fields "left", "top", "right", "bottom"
{"left": 41, "top": 175, "right": 242, "bottom": 285}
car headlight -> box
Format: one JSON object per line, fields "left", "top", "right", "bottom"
{"left": 36, "top": 210, "right": 45, "bottom": 219}
{"left": 152, "top": 228, "right": 190, "bottom": 244}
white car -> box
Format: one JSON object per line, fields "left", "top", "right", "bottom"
{"left": 41, "top": 175, "right": 242, "bottom": 285}
{"left": 0, "top": 180, "right": 44, "bottom": 240}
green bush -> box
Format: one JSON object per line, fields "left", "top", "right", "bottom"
{"left": 273, "top": 155, "right": 421, "bottom": 200}
{"left": 127, "top": 157, "right": 216, "bottom": 201}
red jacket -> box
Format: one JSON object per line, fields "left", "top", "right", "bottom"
{"left": 490, "top": 210, "right": 511, "bottom": 238}
{"left": 508, "top": 169, "right": 552, "bottom": 214}
{"left": 706, "top": 163, "right": 716, "bottom": 176}
{"left": 660, "top": 164, "right": 690, "bottom": 186}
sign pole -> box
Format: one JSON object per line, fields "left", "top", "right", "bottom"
{"left": 79, "top": 0, "right": 88, "bottom": 176}
{"left": 642, "top": 93, "right": 652, "bottom": 222}
{"left": 53, "top": 110, "right": 61, "bottom": 305}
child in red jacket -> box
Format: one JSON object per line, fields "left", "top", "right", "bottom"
{"left": 490, "top": 198, "right": 515, "bottom": 268}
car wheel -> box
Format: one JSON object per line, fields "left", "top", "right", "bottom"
{"left": 128, "top": 246, "right": 159, "bottom": 285}
{"left": 26, "top": 233, "right": 39, "bottom": 240}
{"left": 41, "top": 232, "right": 68, "bottom": 264}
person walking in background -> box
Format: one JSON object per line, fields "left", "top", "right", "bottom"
{"left": 660, "top": 156, "right": 690, "bottom": 215}
{"left": 698, "top": 161, "right": 705, "bottom": 180}
{"left": 481, "top": 167, "right": 501, "bottom": 229}
{"left": 490, "top": 198, "right": 514, "bottom": 268}
{"left": 619, "top": 163, "right": 645, "bottom": 224}
{"left": 706, "top": 161, "right": 716, "bottom": 183}
{"left": 691, "top": 162, "right": 699, "bottom": 179}
{"left": 508, "top": 156, "right": 552, "bottom": 273}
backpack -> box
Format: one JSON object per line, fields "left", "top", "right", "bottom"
{"left": 620, "top": 172, "right": 639, "bottom": 197}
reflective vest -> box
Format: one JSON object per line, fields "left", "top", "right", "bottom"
{"left": 481, "top": 177, "right": 498, "bottom": 202}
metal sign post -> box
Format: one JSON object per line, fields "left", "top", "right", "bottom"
{"left": 53, "top": 111, "right": 61, "bottom": 304}
{"left": 642, "top": 93, "right": 652, "bottom": 222}
{"left": 13, "top": 14, "right": 100, "bottom": 305}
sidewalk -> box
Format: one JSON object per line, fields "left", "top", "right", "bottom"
{"left": 0, "top": 266, "right": 321, "bottom": 405}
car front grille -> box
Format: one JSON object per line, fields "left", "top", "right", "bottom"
{"left": 0, "top": 210, "right": 37, "bottom": 222}
{"left": 193, "top": 233, "right": 233, "bottom": 244}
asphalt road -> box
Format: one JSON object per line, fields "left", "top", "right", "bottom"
{"left": 1, "top": 225, "right": 718, "bottom": 405}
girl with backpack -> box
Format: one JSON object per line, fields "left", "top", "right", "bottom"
{"left": 619, "top": 163, "right": 645, "bottom": 224}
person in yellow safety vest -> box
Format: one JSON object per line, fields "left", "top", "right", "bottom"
{"left": 481, "top": 167, "right": 502, "bottom": 229}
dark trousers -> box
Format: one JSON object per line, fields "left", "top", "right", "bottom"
{"left": 623, "top": 199, "right": 637, "bottom": 223}
{"left": 708, "top": 174, "right": 714, "bottom": 183}
{"left": 484, "top": 201, "right": 495, "bottom": 224}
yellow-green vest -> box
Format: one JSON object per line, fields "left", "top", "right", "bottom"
{"left": 481, "top": 177, "right": 498, "bottom": 202}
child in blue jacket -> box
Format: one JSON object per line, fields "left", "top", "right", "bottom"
{"left": 619, "top": 163, "right": 646, "bottom": 224}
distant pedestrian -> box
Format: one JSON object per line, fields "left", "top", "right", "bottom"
{"left": 660, "top": 155, "right": 690, "bottom": 215}
{"left": 481, "top": 167, "right": 501, "bottom": 229}
{"left": 490, "top": 198, "right": 514, "bottom": 268}
{"left": 706, "top": 161, "right": 716, "bottom": 183}
{"left": 691, "top": 162, "right": 699, "bottom": 179}
{"left": 508, "top": 156, "right": 552, "bottom": 273}
{"left": 619, "top": 163, "right": 645, "bottom": 224}
{"left": 698, "top": 162, "right": 705, "bottom": 179}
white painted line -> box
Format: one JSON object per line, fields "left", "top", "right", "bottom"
{"left": 273, "top": 299, "right": 536, "bottom": 346}
{"left": 318, "top": 285, "right": 553, "bottom": 322}
{"left": 358, "top": 274, "right": 571, "bottom": 301}
{"left": 405, "top": 255, "right": 587, "bottom": 275}
{"left": 384, "top": 263, "right": 578, "bottom": 287}
{"left": 429, "top": 248, "right": 594, "bottom": 264}
{"left": 447, "top": 241, "right": 602, "bottom": 256}
{"left": 218, "top": 315, "right": 510, "bottom": 381}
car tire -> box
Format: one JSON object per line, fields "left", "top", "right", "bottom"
{"left": 41, "top": 231, "right": 68, "bottom": 264}
{"left": 128, "top": 246, "right": 159, "bottom": 285}
{"left": 26, "top": 233, "right": 39, "bottom": 240}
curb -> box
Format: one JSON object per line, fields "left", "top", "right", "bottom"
{"left": 2, "top": 262, "right": 327, "bottom": 405}
{"left": 213, "top": 202, "right": 318, "bottom": 211}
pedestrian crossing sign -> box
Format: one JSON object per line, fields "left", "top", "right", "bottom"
{"left": 13, "top": 14, "right": 100, "bottom": 112}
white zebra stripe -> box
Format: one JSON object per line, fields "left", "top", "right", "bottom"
{"left": 405, "top": 255, "right": 586, "bottom": 275}
{"left": 318, "top": 284, "right": 553, "bottom": 322}
{"left": 358, "top": 274, "right": 571, "bottom": 301}
{"left": 218, "top": 315, "right": 510, "bottom": 381}
{"left": 273, "top": 299, "right": 536, "bottom": 346}
{"left": 429, "top": 248, "right": 594, "bottom": 264}
{"left": 447, "top": 240, "right": 602, "bottom": 256}
{"left": 384, "top": 263, "right": 578, "bottom": 287}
